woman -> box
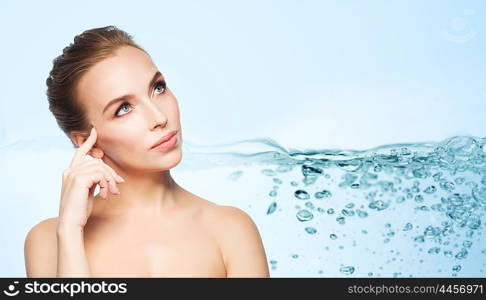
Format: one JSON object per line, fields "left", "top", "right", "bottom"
{"left": 24, "top": 25, "right": 270, "bottom": 278}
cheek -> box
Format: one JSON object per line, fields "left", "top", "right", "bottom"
{"left": 168, "top": 97, "right": 181, "bottom": 120}
{"left": 99, "top": 127, "right": 141, "bottom": 150}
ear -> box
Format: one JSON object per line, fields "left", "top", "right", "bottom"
{"left": 70, "top": 130, "right": 104, "bottom": 159}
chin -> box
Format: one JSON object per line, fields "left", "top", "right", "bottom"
{"left": 156, "top": 148, "right": 183, "bottom": 170}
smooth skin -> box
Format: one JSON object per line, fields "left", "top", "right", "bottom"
{"left": 24, "top": 46, "right": 269, "bottom": 277}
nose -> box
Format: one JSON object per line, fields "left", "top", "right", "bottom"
{"left": 143, "top": 98, "right": 168, "bottom": 130}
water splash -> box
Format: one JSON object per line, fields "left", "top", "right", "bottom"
{"left": 179, "top": 135, "right": 486, "bottom": 277}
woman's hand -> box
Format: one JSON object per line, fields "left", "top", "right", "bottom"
{"left": 58, "top": 127, "right": 125, "bottom": 230}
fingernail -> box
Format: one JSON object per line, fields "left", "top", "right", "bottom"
{"left": 117, "top": 175, "right": 125, "bottom": 182}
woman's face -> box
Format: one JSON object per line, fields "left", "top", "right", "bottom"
{"left": 74, "top": 45, "right": 183, "bottom": 172}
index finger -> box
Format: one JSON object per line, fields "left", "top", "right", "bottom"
{"left": 69, "top": 127, "right": 98, "bottom": 167}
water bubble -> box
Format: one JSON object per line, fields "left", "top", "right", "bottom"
{"left": 356, "top": 209, "right": 369, "bottom": 218}
{"left": 336, "top": 159, "right": 362, "bottom": 172}
{"left": 466, "top": 217, "right": 481, "bottom": 230}
{"left": 445, "top": 136, "right": 479, "bottom": 159}
{"left": 447, "top": 193, "right": 464, "bottom": 206}
{"left": 345, "top": 202, "right": 355, "bottom": 209}
{"left": 416, "top": 205, "right": 429, "bottom": 211}
{"left": 336, "top": 216, "right": 346, "bottom": 225}
{"left": 290, "top": 181, "right": 299, "bottom": 187}
{"left": 294, "top": 190, "right": 310, "bottom": 200}
{"left": 305, "top": 227, "right": 317, "bottom": 235}
{"left": 424, "top": 185, "right": 437, "bottom": 194}
{"left": 455, "top": 248, "right": 468, "bottom": 260}
{"left": 292, "top": 254, "right": 299, "bottom": 259}
{"left": 302, "top": 164, "right": 323, "bottom": 176}
{"left": 431, "top": 203, "right": 443, "bottom": 211}
{"left": 303, "top": 175, "right": 318, "bottom": 185}
{"left": 403, "top": 223, "right": 413, "bottom": 231}
{"left": 379, "top": 181, "right": 394, "bottom": 192}
{"left": 472, "top": 186, "right": 486, "bottom": 203}
{"left": 269, "top": 190, "right": 277, "bottom": 197}
{"left": 314, "top": 189, "right": 332, "bottom": 199}
{"left": 396, "top": 196, "right": 406, "bottom": 203}
{"left": 452, "top": 265, "right": 461, "bottom": 272}
{"left": 368, "top": 200, "right": 389, "bottom": 211}
{"left": 414, "top": 235, "right": 425, "bottom": 243}
{"left": 455, "top": 177, "right": 466, "bottom": 185}
{"left": 273, "top": 178, "right": 283, "bottom": 185}
{"left": 305, "top": 201, "right": 315, "bottom": 210}
{"left": 340, "top": 266, "right": 355, "bottom": 275}
{"left": 276, "top": 165, "right": 294, "bottom": 173}
{"left": 424, "top": 226, "right": 440, "bottom": 237}
{"left": 342, "top": 209, "right": 355, "bottom": 217}
{"left": 261, "top": 169, "right": 277, "bottom": 176}
{"left": 327, "top": 208, "right": 335, "bottom": 215}
{"left": 428, "top": 247, "right": 441, "bottom": 254}
{"left": 466, "top": 181, "right": 478, "bottom": 189}
{"left": 433, "top": 172, "right": 443, "bottom": 182}
{"left": 412, "top": 166, "right": 428, "bottom": 178}
{"left": 414, "top": 195, "right": 424, "bottom": 203}
{"left": 330, "top": 233, "right": 338, "bottom": 240}
{"left": 440, "top": 181, "right": 455, "bottom": 192}
{"left": 463, "top": 240, "right": 472, "bottom": 248}
{"left": 444, "top": 250, "right": 453, "bottom": 257}
{"left": 296, "top": 209, "right": 314, "bottom": 222}
{"left": 401, "top": 147, "right": 412, "bottom": 155}
{"left": 362, "top": 172, "right": 378, "bottom": 183}
{"left": 267, "top": 202, "right": 277, "bottom": 215}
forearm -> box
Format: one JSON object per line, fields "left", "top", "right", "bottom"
{"left": 56, "top": 225, "right": 91, "bottom": 277}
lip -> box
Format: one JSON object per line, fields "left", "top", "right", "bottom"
{"left": 150, "top": 130, "right": 178, "bottom": 150}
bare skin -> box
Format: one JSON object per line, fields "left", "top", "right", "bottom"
{"left": 24, "top": 45, "right": 270, "bottom": 277}
{"left": 27, "top": 191, "right": 258, "bottom": 277}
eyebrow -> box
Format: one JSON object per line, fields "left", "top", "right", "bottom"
{"left": 102, "top": 71, "right": 162, "bottom": 115}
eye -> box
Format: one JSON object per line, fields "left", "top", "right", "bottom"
{"left": 154, "top": 80, "right": 167, "bottom": 95}
{"left": 114, "top": 102, "right": 131, "bottom": 117}
{"left": 113, "top": 80, "right": 167, "bottom": 118}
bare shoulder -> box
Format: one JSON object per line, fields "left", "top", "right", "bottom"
{"left": 203, "top": 204, "right": 256, "bottom": 227}
{"left": 24, "top": 217, "right": 59, "bottom": 277}
{"left": 200, "top": 203, "right": 270, "bottom": 277}
{"left": 194, "top": 199, "right": 260, "bottom": 243}
{"left": 25, "top": 217, "right": 58, "bottom": 246}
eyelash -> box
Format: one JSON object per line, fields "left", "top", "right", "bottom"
{"left": 114, "top": 80, "right": 167, "bottom": 117}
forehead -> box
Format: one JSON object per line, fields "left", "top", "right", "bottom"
{"left": 75, "top": 46, "right": 156, "bottom": 113}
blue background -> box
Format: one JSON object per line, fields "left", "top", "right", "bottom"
{"left": 0, "top": 0, "right": 484, "bottom": 276}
